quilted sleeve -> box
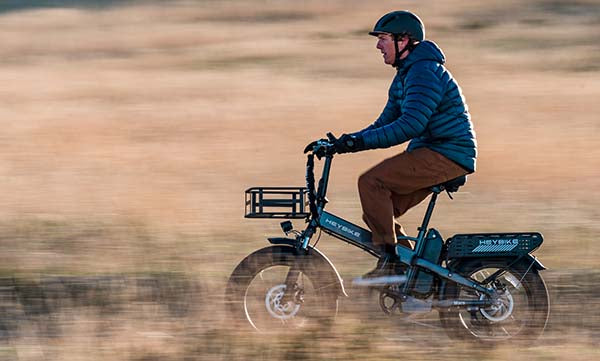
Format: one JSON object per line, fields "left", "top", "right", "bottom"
{"left": 361, "top": 63, "right": 444, "bottom": 149}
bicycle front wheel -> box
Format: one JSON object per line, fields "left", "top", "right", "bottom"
{"left": 225, "top": 246, "right": 338, "bottom": 332}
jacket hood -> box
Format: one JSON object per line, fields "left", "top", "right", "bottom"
{"left": 398, "top": 40, "right": 445, "bottom": 71}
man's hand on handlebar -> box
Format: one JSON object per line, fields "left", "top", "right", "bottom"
{"left": 333, "top": 133, "right": 365, "bottom": 154}
{"left": 304, "top": 132, "right": 365, "bottom": 158}
{"left": 304, "top": 132, "right": 365, "bottom": 159}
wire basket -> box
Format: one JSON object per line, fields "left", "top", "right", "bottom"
{"left": 245, "top": 187, "right": 310, "bottom": 219}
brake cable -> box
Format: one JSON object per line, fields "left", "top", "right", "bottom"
{"left": 306, "top": 154, "right": 319, "bottom": 220}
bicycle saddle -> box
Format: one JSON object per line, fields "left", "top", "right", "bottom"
{"left": 435, "top": 175, "right": 467, "bottom": 193}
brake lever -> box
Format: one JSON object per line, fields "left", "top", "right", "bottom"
{"left": 314, "top": 147, "right": 325, "bottom": 160}
{"left": 313, "top": 140, "right": 333, "bottom": 160}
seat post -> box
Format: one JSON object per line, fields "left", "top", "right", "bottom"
{"left": 416, "top": 190, "right": 439, "bottom": 244}
{"left": 401, "top": 190, "right": 440, "bottom": 296}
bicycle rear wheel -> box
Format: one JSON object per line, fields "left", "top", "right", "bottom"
{"left": 439, "top": 258, "right": 549, "bottom": 343}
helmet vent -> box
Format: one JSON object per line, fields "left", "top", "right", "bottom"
{"left": 380, "top": 15, "right": 398, "bottom": 27}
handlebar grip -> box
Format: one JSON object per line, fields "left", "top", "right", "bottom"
{"left": 326, "top": 132, "right": 337, "bottom": 142}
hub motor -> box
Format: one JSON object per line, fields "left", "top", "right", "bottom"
{"left": 480, "top": 290, "right": 514, "bottom": 322}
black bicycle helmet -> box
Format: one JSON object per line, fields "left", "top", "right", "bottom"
{"left": 369, "top": 10, "right": 425, "bottom": 40}
{"left": 369, "top": 11, "right": 425, "bottom": 67}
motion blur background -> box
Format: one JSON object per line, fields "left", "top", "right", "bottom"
{"left": 0, "top": 0, "right": 598, "bottom": 360}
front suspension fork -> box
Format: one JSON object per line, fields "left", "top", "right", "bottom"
{"left": 281, "top": 256, "right": 304, "bottom": 304}
{"left": 300, "top": 220, "right": 319, "bottom": 250}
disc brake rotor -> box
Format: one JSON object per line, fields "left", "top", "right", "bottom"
{"left": 265, "top": 284, "right": 301, "bottom": 320}
{"left": 480, "top": 288, "right": 514, "bottom": 322}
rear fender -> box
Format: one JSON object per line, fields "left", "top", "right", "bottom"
{"left": 438, "top": 255, "right": 546, "bottom": 302}
{"left": 268, "top": 238, "right": 348, "bottom": 297}
{"left": 525, "top": 254, "right": 546, "bottom": 271}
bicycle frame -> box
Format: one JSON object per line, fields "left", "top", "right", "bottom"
{"left": 294, "top": 154, "right": 497, "bottom": 299}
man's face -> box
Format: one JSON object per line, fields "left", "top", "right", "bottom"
{"left": 376, "top": 34, "right": 409, "bottom": 65}
{"left": 376, "top": 34, "right": 396, "bottom": 65}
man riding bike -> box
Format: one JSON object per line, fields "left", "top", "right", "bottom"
{"left": 305, "top": 10, "right": 477, "bottom": 282}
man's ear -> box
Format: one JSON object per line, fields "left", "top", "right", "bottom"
{"left": 397, "top": 36, "right": 409, "bottom": 48}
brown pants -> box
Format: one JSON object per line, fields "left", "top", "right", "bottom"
{"left": 358, "top": 148, "right": 468, "bottom": 246}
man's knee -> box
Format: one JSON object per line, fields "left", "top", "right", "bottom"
{"left": 358, "top": 171, "right": 376, "bottom": 192}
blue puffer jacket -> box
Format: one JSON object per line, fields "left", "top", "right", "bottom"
{"left": 355, "top": 40, "right": 477, "bottom": 172}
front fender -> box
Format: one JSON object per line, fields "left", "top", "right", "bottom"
{"left": 268, "top": 238, "right": 348, "bottom": 297}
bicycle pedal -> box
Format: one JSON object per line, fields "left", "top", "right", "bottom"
{"left": 352, "top": 274, "right": 407, "bottom": 287}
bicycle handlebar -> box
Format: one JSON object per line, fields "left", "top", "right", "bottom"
{"left": 311, "top": 139, "right": 334, "bottom": 158}
{"left": 305, "top": 137, "right": 336, "bottom": 220}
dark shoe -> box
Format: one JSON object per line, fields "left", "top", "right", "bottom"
{"left": 363, "top": 254, "right": 395, "bottom": 277}
{"left": 353, "top": 252, "right": 407, "bottom": 287}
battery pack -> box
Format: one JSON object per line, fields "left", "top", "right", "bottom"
{"left": 412, "top": 229, "right": 443, "bottom": 298}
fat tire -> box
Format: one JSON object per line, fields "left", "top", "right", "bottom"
{"left": 225, "top": 245, "right": 339, "bottom": 331}
{"left": 438, "top": 258, "right": 549, "bottom": 343}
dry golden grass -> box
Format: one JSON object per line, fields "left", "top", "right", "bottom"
{"left": 0, "top": 0, "right": 599, "bottom": 359}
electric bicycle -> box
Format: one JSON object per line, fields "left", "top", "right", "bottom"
{"left": 226, "top": 139, "right": 549, "bottom": 343}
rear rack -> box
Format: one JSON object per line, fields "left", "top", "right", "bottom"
{"left": 446, "top": 232, "right": 544, "bottom": 258}
{"left": 245, "top": 187, "right": 310, "bottom": 219}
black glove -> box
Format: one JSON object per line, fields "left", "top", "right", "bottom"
{"left": 333, "top": 133, "right": 365, "bottom": 154}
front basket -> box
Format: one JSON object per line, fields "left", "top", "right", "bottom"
{"left": 245, "top": 187, "right": 310, "bottom": 219}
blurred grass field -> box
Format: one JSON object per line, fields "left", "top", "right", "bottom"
{"left": 0, "top": 0, "right": 599, "bottom": 360}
